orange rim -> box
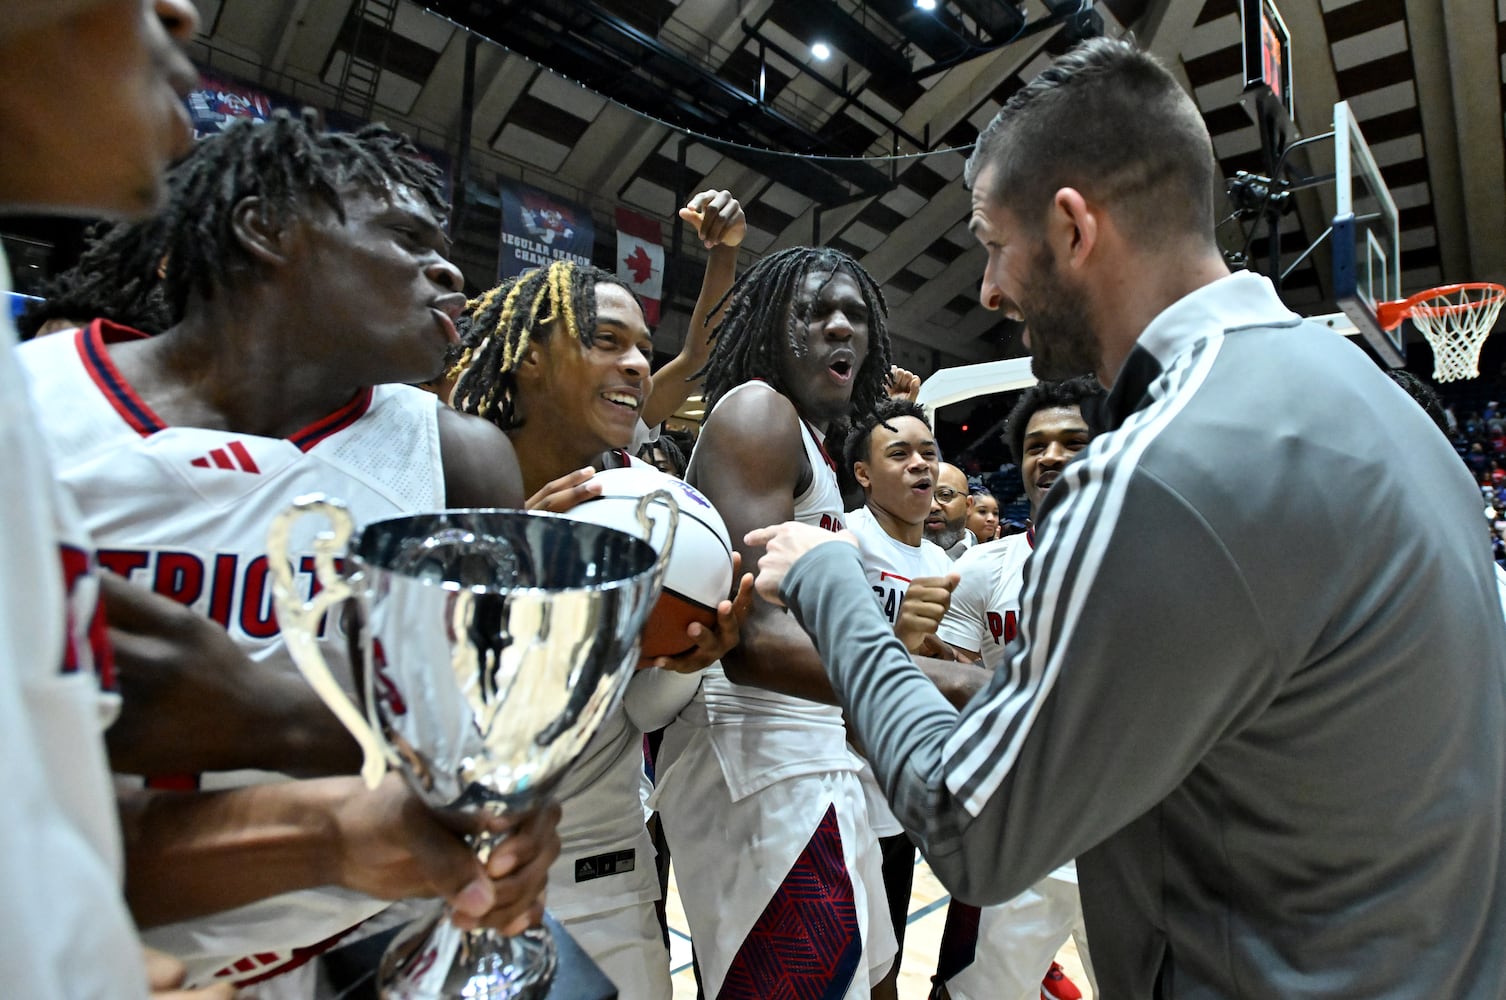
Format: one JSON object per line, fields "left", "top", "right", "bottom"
{"left": 1377, "top": 282, "right": 1506, "bottom": 331}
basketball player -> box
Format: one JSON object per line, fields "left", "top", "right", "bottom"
{"left": 746, "top": 37, "right": 1506, "bottom": 997}
{"left": 0, "top": 2, "right": 231, "bottom": 997}
{"left": 964, "top": 489, "right": 1000, "bottom": 544}
{"left": 448, "top": 248, "right": 754, "bottom": 999}
{"left": 840, "top": 398, "right": 977, "bottom": 992}
{"left": 20, "top": 111, "right": 559, "bottom": 995}
{"left": 930, "top": 377, "right": 1102, "bottom": 1000}
{"left": 925, "top": 462, "right": 975, "bottom": 559}
{"left": 654, "top": 247, "right": 984, "bottom": 999}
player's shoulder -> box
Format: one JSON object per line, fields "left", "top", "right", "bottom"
{"left": 918, "top": 537, "right": 951, "bottom": 573}
{"left": 703, "top": 381, "right": 801, "bottom": 440}
{"left": 436, "top": 405, "right": 524, "bottom": 507}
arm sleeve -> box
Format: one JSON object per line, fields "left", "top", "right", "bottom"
{"left": 781, "top": 470, "right": 1278, "bottom": 904}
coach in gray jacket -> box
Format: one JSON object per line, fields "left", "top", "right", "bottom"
{"left": 747, "top": 37, "right": 1506, "bottom": 1000}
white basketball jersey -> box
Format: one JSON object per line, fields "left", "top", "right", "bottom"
{"left": 688, "top": 380, "right": 859, "bottom": 801}
{"left": 18, "top": 320, "right": 447, "bottom": 993}
{"left": 2, "top": 274, "right": 147, "bottom": 997}
{"left": 548, "top": 453, "right": 689, "bottom": 922}
{"left": 935, "top": 530, "right": 1033, "bottom": 673}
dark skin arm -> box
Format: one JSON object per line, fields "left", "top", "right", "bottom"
{"left": 120, "top": 777, "right": 560, "bottom": 933}
{"left": 687, "top": 384, "right": 842, "bottom": 702}
{"left": 640, "top": 190, "right": 745, "bottom": 429}
{"left": 102, "top": 573, "right": 359, "bottom": 777}
{"left": 438, "top": 405, "right": 526, "bottom": 508}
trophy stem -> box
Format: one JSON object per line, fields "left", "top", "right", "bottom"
{"left": 379, "top": 901, "right": 558, "bottom": 1000}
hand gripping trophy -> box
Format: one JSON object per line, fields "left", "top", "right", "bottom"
{"left": 267, "top": 493, "right": 676, "bottom": 999}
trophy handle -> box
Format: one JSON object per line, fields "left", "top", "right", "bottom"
{"left": 635, "top": 489, "right": 680, "bottom": 593}
{"left": 267, "top": 494, "right": 389, "bottom": 790}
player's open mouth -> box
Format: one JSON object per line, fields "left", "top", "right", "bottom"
{"left": 910, "top": 478, "right": 932, "bottom": 494}
{"left": 827, "top": 357, "right": 854, "bottom": 383}
{"left": 1037, "top": 472, "right": 1058, "bottom": 491}
{"left": 602, "top": 391, "right": 640, "bottom": 412}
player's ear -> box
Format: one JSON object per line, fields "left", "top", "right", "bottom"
{"left": 230, "top": 196, "right": 296, "bottom": 268}
{"left": 1051, "top": 187, "right": 1097, "bottom": 270}
{"left": 852, "top": 460, "right": 872, "bottom": 491}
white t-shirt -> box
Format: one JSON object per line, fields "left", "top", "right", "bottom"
{"left": 0, "top": 255, "right": 147, "bottom": 999}
{"left": 844, "top": 504, "right": 951, "bottom": 837}
{"left": 935, "top": 530, "right": 1034, "bottom": 672}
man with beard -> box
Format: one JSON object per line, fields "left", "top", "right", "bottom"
{"left": 743, "top": 37, "right": 1506, "bottom": 998}
{"left": 924, "top": 462, "right": 976, "bottom": 560}
{"left": 930, "top": 376, "right": 1102, "bottom": 1000}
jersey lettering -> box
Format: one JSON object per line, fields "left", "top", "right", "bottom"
{"left": 96, "top": 547, "right": 344, "bottom": 643}
{"left": 58, "top": 544, "right": 116, "bottom": 689}
{"left": 985, "top": 609, "right": 1019, "bottom": 645}
{"left": 818, "top": 513, "right": 845, "bottom": 532}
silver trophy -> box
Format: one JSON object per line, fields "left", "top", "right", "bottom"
{"left": 267, "top": 494, "right": 676, "bottom": 999}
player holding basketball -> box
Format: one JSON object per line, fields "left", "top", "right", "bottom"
{"left": 748, "top": 37, "right": 1506, "bottom": 998}
{"left": 20, "top": 111, "right": 559, "bottom": 996}
{"left": 448, "top": 207, "right": 755, "bottom": 997}
{"left": 930, "top": 377, "right": 1102, "bottom": 1000}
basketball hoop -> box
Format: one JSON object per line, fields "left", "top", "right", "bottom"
{"left": 1375, "top": 283, "right": 1506, "bottom": 382}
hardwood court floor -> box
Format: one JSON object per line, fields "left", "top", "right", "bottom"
{"left": 664, "top": 858, "right": 1093, "bottom": 999}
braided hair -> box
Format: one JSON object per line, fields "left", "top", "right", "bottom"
{"left": 156, "top": 107, "right": 447, "bottom": 319}
{"left": 448, "top": 260, "right": 641, "bottom": 431}
{"left": 700, "top": 246, "right": 891, "bottom": 420}
{"left": 17, "top": 216, "right": 173, "bottom": 338}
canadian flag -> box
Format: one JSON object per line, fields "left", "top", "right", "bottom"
{"left": 615, "top": 206, "right": 663, "bottom": 325}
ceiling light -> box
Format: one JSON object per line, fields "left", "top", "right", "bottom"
{"left": 915, "top": 0, "right": 938, "bottom": 10}
{"left": 811, "top": 41, "right": 832, "bottom": 60}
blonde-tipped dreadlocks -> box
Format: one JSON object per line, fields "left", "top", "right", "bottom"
{"left": 448, "top": 260, "right": 641, "bottom": 431}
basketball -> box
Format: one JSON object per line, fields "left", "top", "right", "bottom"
{"left": 561, "top": 465, "right": 735, "bottom": 663}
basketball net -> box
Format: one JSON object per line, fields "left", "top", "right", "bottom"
{"left": 1379, "top": 283, "right": 1506, "bottom": 383}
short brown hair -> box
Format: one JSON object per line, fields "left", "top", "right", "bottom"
{"left": 965, "top": 37, "right": 1218, "bottom": 246}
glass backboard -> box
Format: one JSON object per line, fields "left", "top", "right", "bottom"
{"left": 1332, "top": 101, "right": 1404, "bottom": 366}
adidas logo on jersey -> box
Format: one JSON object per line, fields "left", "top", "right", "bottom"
{"left": 189, "top": 441, "right": 261, "bottom": 474}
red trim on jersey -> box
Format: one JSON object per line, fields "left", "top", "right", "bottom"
{"left": 76, "top": 320, "right": 165, "bottom": 437}
{"left": 800, "top": 419, "right": 837, "bottom": 474}
{"left": 228, "top": 440, "right": 261, "bottom": 473}
{"left": 1025, "top": 526, "right": 1035, "bottom": 549}
{"left": 289, "top": 388, "right": 373, "bottom": 452}
{"left": 223, "top": 917, "right": 377, "bottom": 987}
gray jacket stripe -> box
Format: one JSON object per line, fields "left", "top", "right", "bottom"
{"left": 942, "top": 335, "right": 1223, "bottom": 815}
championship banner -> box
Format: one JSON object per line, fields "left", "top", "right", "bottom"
{"left": 498, "top": 180, "right": 594, "bottom": 280}
{"left": 185, "top": 71, "right": 288, "bottom": 137}
{"left": 614, "top": 207, "right": 664, "bottom": 325}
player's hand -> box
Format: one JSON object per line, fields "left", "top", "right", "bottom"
{"left": 100, "top": 572, "right": 355, "bottom": 778}
{"left": 646, "top": 553, "right": 755, "bottom": 674}
{"left": 894, "top": 574, "right": 960, "bottom": 653}
{"left": 886, "top": 365, "right": 921, "bottom": 401}
{"left": 742, "top": 522, "right": 859, "bottom": 607}
{"left": 145, "top": 946, "right": 238, "bottom": 998}
{"left": 525, "top": 467, "right": 602, "bottom": 513}
{"left": 678, "top": 189, "right": 746, "bottom": 250}
{"left": 328, "top": 774, "right": 561, "bottom": 936}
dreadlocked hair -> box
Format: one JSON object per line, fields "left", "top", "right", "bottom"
{"left": 156, "top": 107, "right": 447, "bottom": 320}
{"left": 700, "top": 246, "right": 891, "bottom": 421}
{"left": 17, "top": 216, "right": 173, "bottom": 339}
{"left": 448, "top": 260, "right": 641, "bottom": 431}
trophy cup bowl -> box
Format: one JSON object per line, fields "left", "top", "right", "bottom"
{"left": 267, "top": 494, "right": 676, "bottom": 999}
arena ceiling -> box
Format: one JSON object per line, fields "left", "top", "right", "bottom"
{"left": 183, "top": 0, "right": 1505, "bottom": 373}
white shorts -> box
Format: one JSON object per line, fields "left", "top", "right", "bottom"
{"left": 652, "top": 726, "right": 896, "bottom": 998}
{"left": 558, "top": 900, "right": 671, "bottom": 1000}
{"left": 946, "top": 867, "right": 1094, "bottom": 1000}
